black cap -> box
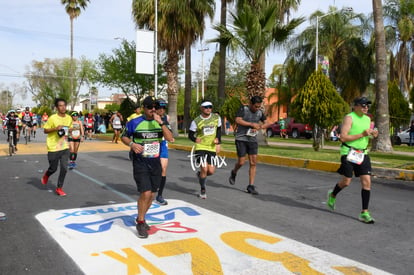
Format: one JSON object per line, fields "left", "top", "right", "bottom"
{"left": 156, "top": 98, "right": 167, "bottom": 107}
{"left": 142, "top": 96, "right": 156, "bottom": 108}
{"left": 353, "top": 97, "right": 372, "bottom": 105}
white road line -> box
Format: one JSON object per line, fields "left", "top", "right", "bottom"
{"left": 72, "top": 169, "right": 135, "bottom": 202}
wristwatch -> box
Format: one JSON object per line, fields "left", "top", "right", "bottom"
{"left": 158, "top": 122, "right": 164, "bottom": 127}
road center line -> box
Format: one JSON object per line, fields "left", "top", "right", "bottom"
{"left": 72, "top": 169, "right": 135, "bottom": 202}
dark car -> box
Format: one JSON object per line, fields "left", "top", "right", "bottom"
{"left": 266, "top": 118, "right": 312, "bottom": 139}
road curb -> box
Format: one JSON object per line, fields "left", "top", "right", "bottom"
{"left": 168, "top": 144, "right": 414, "bottom": 181}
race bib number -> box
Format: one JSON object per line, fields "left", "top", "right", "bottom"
{"left": 346, "top": 148, "right": 364, "bottom": 165}
{"left": 142, "top": 142, "right": 160, "bottom": 158}
{"left": 113, "top": 120, "right": 121, "bottom": 126}
{"left": 203, "top": 126, "right": 215, "bottom": 136}
{"left": 246, "top": 128, "right": 257, "bottom": 137}
{"left": 63, "top": 126, "right": 69, "bottom": 137}
{"left": 71, "top": 130, "right": 80, "bottom": 139}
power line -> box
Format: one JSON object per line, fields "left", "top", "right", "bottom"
{"left": 0, "top": 72, "right": 77, "bottom": 79}
{"left": 0, "top": 24, "right": 117, "bottom": 44}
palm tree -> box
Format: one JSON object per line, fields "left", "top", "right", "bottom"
{"left": 61, "top": 0, "right": 90, "bottom": 101}
{"left": 372, "top": 0, "right": 393, "bottom": 152}
{"left": 267, "top": 59, "right": 300, "bottom": 118}
{"left": 285, "top": 7, "right": 373, "bottom": 103}
{"left": 217, "top": 0, "right": 235, "bottom": 101}
{"left": 383, "top": 0, "right": 414, "bottom": 97}
{"left": 211, "top": 1, "right": 303, "bottom": 99}
{"left": 132, "top": 0, "right": 215, "bottom": 135}
{"left": 277, "top": 0, "right": 301, "bottom": 24}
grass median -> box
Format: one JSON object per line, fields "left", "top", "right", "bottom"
{"left": 171, "top": 136, "right": 414, "bottom": 170}
{"left": 96, "top": 133, "right": 414, "bottom": 170}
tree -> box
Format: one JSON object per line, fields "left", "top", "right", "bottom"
{"left": 25, "top": 57, "right": 94, "bottom": 109}
{"left": 290, "top": 70, "right": 348, "bottom": 151}
{"left": 285, "top": 7, "right": 373, "bottom": 103}
{"left": 132, "top": 0, "right": 215, "bottom": 136}
{"left": 211, "top": 1, "right": 303, "bottom": 99}
{"left": 61, "top": 0, "right": 90, "bottom": 104}
{"left": 372, "top": 0, "right": 393, "bottom": 152}
{"left": 383, "top": 0, "right": 414, "bottom": 97}
{"left": 217, "top": 0, "right": 235, "bottom": 102}
{"left": 94, "top": 40, "right": 165, "bottom": 104}
{"left": 276, "top": 0, "right": 301, "bottom": 24}
{"left": 0, "top": 83, "right": 26, "bottom": 112}
{"left": 387, "top": 81, "right": 410, "bottom": 130}
{"left": 267, "top": 59, "right": 301, "bottom": 118}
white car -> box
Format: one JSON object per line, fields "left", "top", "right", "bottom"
{"left": 394, "top": 129, "right": 412, "bottom": 145}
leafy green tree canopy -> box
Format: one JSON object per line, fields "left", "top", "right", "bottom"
{"left": 220, "top": 96, "right": 242, "bottom": 128}
{"left": 372, "top": 80, "right": 410, "bottom": 130}
{"left": 25, "top": 57, "right": 94, "bottom": 110}
{"left": 291, "top": 70, "right": 348, "bottom": 130}
{"left": 94, "top": 40, "right": 166, "bottom": 104}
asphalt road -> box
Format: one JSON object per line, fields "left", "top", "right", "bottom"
{"left": 0, "top": 131, "right": 413, "bottom": 274}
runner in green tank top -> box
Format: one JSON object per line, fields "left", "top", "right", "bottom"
{"left": 188, "top": 100, "right": 222, "bottom": 199}
{"left": 326, "top": 97, "right": 379, "bottom": 224}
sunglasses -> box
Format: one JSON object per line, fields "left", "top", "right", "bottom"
{"left": 202, "top": 105, "right": 213, "bottom": 109}
{"left": 155, "top": 106, "right": 166, "bottom": 110}
{"left": 360, "top": 104, "right": 369, "bottom": 108}
{"left": 145, "top": 105, "right": 156, "bottom": 109}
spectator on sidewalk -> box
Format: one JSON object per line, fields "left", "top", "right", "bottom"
{"left": 409, "top": 120, "right": 414, "bottom": 146}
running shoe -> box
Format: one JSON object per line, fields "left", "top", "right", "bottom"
{"left": 229, "top": 170, "right": 236, "bottom": 185}
{"left": 68, "top": 162, "right": 74, "bottom": 169}
{"left": 72, "top": 162, "right": 77, "bottom": 169}
{"left": 136, "top": 222, "right": 148, "bottom": 238}
{"left": 55, "top": 188, "right": 67, "bottom": 197}
{"left": 198, "top": 189, "right": 207, "bottom": 199}
{"left": 326, "top": 190, "right": 336, "bottom": 210}
{"left": 155, "top": 195, "right": 168, "bottom": 205}
{"left": 135, "top": 219, "right": 150, "bottom": 230}
{"left": 359, "top": 211, "right": 375, "bottom": 224}
{"left": 246, "top": 185, "right": 258, "bottom": 195}
{"left": 41, "top": 172, "right": 49, "bottom": 185}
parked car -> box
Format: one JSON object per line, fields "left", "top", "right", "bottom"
{"left": 393, "top": 128, "right": 411, "bottom": 145}
{"left": 266, "top": 118, "right": 312, "bottom": 139}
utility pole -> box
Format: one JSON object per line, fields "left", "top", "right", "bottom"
{"left": 154, "top": 0, "right": 158, "bottom": 98}
{"left": 198, "top": 44, "right": 209, "bottom": 100}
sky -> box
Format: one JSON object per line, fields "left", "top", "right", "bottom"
{"left": 0, "top": 0, "right": 373, "bottom": 106}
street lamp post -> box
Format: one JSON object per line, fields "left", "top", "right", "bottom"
{"left": 315, "top": 7, "right": 353, "bottom": 71}
{"left": 154, "top": 0, "right": 158, "bottom": 98}
{"left": 198, "top": 44, "right": 209, "bottom": 100}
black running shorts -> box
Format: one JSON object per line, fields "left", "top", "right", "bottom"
{"left": 132, "top": 157, "right": 161, "bottom": 193}
{"left": 337, "top": 155, "right": 372, "bottom": 178}
{"left": 195, "top": 150, "right": 216, "bottom": 165}
{"left": 235, "top": 140, "right": 258, "bottom": 157}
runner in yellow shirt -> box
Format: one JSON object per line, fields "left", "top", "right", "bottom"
{"left": 127, "top": 104, "right": 142, "bottom": 122}
{"left": 41, "top": 98, "right": 73, "bottom": 197}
